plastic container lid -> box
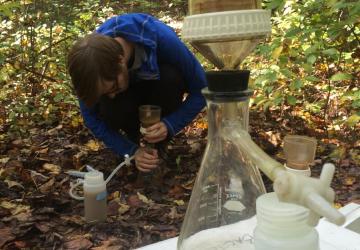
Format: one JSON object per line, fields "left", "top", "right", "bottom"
{"left": 257, "top": 192, "right": 309, "bottom": 228}
{"left": 182, "top": 9, "right": 271, "bottom": 41}
{"left": 84, "top": 171, "right": 104, "bottom": 185}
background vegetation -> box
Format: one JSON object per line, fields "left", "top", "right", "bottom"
{"left": 0, "top": 0, "right": 359, "bottom": 140}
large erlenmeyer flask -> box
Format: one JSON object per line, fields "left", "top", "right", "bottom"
{"left": 177, "top": 71, "right": 266, "bottom": 250}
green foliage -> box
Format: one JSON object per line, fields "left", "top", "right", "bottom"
{"left": 0, "top": 0, "right": 123, "bottom": 135}
{"left": 246, "top": 0, "right": 360, "bottom": 133}
{"left": 0, "top": 0, "right": 358, "bottom": 138}
{"left": 0, "top": 0, "right": 189, "bottom": 137}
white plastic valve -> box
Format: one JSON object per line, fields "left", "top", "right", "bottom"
{"left": 273, "top": 163, "right": 345, "bottom": 226}
{"left": 225, "top": 128, "right": 345, "bottom": 226}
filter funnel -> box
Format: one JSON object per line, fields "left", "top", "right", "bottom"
{"left": 183, "top": 9, "right": 271, "bottom": 69}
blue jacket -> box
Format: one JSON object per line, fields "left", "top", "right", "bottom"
{"left": 79, "top": 13, "right": 207, "bottom": 157}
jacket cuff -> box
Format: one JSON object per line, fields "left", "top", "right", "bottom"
{"left": 162, "top": 118, "right": 176, "bottom": 137}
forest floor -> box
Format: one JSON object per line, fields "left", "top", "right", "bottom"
{"left": 0, "top": 107, "right": 359, "bottom": 249}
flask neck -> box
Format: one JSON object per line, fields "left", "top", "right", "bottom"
{"left": 207, "top": 99, "right": 250, "bottom": 138}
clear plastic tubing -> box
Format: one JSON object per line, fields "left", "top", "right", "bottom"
{"left": 254, "top": 192, "right": 319, "bottom": 250}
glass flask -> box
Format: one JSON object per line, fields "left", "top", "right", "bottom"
{"left": 189, "top": 0, "right": 262, "bottom": 15}
{"left": 177, "top": 71, "right": 266, "bottom": 250}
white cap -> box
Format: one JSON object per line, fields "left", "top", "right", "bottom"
{"left": 84, "top": 171, "right": 104, "bottom": 185}
{"left": 257, "top": 192, "right": 309, "bottom": 229}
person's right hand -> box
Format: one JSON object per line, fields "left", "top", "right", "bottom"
{"left": 134, "top": 147, "right": 159, "bottom": 172}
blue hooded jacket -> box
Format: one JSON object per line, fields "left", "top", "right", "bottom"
{"left": 79, "top": 13, "right": 207, "bottom": 157}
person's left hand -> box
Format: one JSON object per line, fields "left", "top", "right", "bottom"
{"left": 143, "top": 121, "right": 168, "bottom": 143}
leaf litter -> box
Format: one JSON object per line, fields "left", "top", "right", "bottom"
{"left": 0, "top": 110, "right": 358, "bottom": 249}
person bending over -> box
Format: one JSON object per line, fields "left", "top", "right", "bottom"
{"left": 67, "top": 13, "right": 207, "bottom": 172}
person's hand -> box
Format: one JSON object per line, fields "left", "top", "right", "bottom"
{"left": 143, "top": 121, "right": 168, "bottom": 143}
{"left": 134, "top": 147, "right": 159, "bottom": 172}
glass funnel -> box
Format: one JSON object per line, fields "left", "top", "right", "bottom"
{"left": 177, "top": 71, "right": 266, "bottom": 250}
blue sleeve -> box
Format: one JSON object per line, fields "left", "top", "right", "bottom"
{"left": 154, "top": 19, "right": 207, "bottom": 136}
{"left": 79, "top": 101, "right": 139, "bottom": 156}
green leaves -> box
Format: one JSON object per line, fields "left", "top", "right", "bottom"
{"left": 290, "top": 79, "right": 303, "bottom": 91}
{"left": 305, "top": 76, "right": 321, "bottom": 82}
{"left": 0, "top": 1, "right": 21, "bottom": 17}
{"left": 307, "top": 55, "right": 317, "bottom": 65}
{"left": 250, "top": 0, "right": 359, "bottom": 132}
{"left": 265, "top": 0, "right": 285, "bottom": 10}
{"left": 322, "top": 48, "right": 339, "bottom": 56}
{"left": 346, "top": 114, "right": 360, "bottom": 127}
{"left": 285, "top": 27, "right": 302, "bottom": 38}
{"left": 330, "top": 73, "right": 353, "bottom": 81}
{"left": 287, "top": 96, "right": 297, "bottom": 106}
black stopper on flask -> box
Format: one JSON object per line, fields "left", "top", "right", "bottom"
{"left": 203, "top": 70, "right": 253, "bottom": 101}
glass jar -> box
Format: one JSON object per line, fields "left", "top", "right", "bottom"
{"left": 189, "top": 0, "right": 262, "bottom": 15}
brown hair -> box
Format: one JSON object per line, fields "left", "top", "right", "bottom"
{"left": 67, "top": 33, "right": 124, "bottom": 107}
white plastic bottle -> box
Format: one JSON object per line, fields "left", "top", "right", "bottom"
{"left": 84, "top": 171, "right": 107, "bottom": 223}
{"left": 254, "top": 192, "right": 319, "bottom": 250}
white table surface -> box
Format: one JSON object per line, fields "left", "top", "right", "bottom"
{"left": 137, "top": 203, "right": 360, "bottom": 250}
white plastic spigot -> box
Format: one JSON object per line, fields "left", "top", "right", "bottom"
{"left": 273, "top": 163, "right": 345, "bottom": 226}
{"left": 224, "top": 128, "right": 345, "bottom": 227}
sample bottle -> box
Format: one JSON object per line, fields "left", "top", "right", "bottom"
{"left": 138, "top": 105, "right": 162, "bottom": 185}
{"left": 177, "top": 71, "right": 266, "bottom": 250}
{"left": 139, "top": 105, "right": 161, "bottom": 129}
{"left": 254, "top": 192, "right": 319, "bottom": 250}
{"left": 84, "top": 171, "right": 107, "bottom": 223}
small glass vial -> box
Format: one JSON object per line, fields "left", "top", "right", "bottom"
{"left": 84, "top": 171, "right": 107, "bottom": 223}
{"left": 254, "top": 192, "right": 319, "bottom": 250}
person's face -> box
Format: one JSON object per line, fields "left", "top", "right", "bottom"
{"left": 99, "top": 61, "right": 129, "bottom": 99}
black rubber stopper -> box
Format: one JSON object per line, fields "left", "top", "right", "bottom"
{"left": 206, "top": 70, "right": 250, "bottom": 92}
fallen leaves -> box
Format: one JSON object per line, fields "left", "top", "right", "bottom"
{"left": 4, "top": 179, "right": 24, "bottom": 189}
{"left": 38, "top": 178, "right": 55, "bottom": 193}
{"left": 173, "top": 200, "right": 184, "bottom": 206}
{"left": 0, "top": 201, "right": 30, "bottom": 215}
{"left": 91, "top": 237, "right": 122, "bottom": 250}
{"left": 168, "top": 206, "right": 182, "bottom": 221}
{"left": 168, "top": 185, "right": 185, "bottom": 199}
{"left": 107, "top": 199, "right": 130, "bottom": 216}
{"left": 127, "top": 194, "right": 143, "bottom": 207}
{"left": 0, "top": 104, "right": 358, "bottom": 249}
{"left": 137, "top": 192, "right": 153, "bottom": 204}
{"left": 0, "top": 228, "right": 15, "bottom": 248}
{"left": 0, "top": 157, "right": 10, "bottom": 164}
{"left": 344, "top": 176, "right": 357, "bottom": 186}
{"left": 43, "top": 163, "right": 61, "bottom": 175}
{"left": 63, "top": 238, "right": 92, "bottom": 250}
{"left": 329, "top": 146, "right": 347, "bottom": 160}
{"left": 85, "top": 140, "right": 101, "bottom": 152}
